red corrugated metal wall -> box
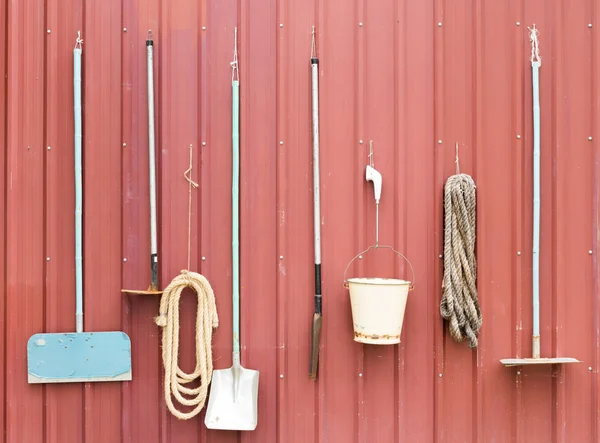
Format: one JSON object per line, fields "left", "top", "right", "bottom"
{"left": 1, "top": 0, "right": 599, "bottom": 441}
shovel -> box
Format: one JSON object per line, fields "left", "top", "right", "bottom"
{"left": 27, "top": 33, "right": 132, "bottom": 384}
{"left": 309, "top": 27, "right": 323, "bottom": 381}
{"left": 205, "top": 29, "right": 259, "bottom": 430}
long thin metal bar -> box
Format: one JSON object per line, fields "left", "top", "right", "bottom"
{"left": 311, "top": 58, "right": 322, "bottom": 314}
{"left": 232, "top": 79, "right": 240, "bottom": 357}
{"left": 532, "top": 60, "right": 541, "bottom": 358}
{"left": 375, "top": 203, "right": 379, "bottom": 247}
{"left": 147, "top": 34, "right": 159, "bottom": 290}
{"left": 74, "top": 45, "right": 83, "bottom": 333}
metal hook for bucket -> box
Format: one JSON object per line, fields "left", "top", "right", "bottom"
{"left": 343, "top": 244, "right": 415, "bottom": 290}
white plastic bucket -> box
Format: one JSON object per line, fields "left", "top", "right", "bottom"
{"left": 346, "top": 277, "right": 411, "bottom": 344}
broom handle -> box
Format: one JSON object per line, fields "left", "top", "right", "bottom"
{"left": 232, "top": 79, "right": 240, "bottom": 357}
{"left": 74, "top": 44, "right": 83, "bottom": 334}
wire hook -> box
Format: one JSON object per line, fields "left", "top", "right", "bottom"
{"left": 184, "top": 144, "right": 199, "bottom": 188}
{"left": 74, "top": 30, "right": 83, "bottom": 49}
{"left": 455, "top": 142, "right": 460, "bottom": 175}
{"left": 230, "top": 27, "right": 239, "bottom": 82}
{"left": 311, "top": 25, "right": 317, "bottom": 59}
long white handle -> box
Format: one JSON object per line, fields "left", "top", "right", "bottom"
{"left": 147, "top": 34, "right": 159, "bottom": 289}
{"left": 311, "top": 60, "right": 321, "bottom": 269}
{"left": 74, "top": 42, "right": 83, "bottom": 333}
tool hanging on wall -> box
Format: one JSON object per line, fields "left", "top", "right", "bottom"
{"left": 343, "top": 142, "right": 415, "bottom": 345}
{"left": 439, "top": 143, "right": 482, "bottom": 348}
{"left": 27, "top": 32, "right": 133, "bottom": 384}
{"left": 309, "top": 25, "right": 323, "bottom": 381}
{"left": 500, "top": 25, "right": 580, "bottom": 367}
{"left": 122, "top": 30, "right": 163, "bottom": 296}
{"left": 154, "top": 145, "right": 219, "bottom": 419}
{"left": 205, "top": 28, "right": 259, "bottom": 431}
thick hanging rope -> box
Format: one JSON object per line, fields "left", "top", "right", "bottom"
{"left": 155, "top": 145, "right": 219, "bottom": 420}
{"left": 155, "top": 270, "right": 218, "bottom": 419}
{"left": 440, "top": 143, "right": 482, "bottom": 348}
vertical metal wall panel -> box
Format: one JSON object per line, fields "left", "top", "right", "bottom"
{"left": 202, "top": 1, "right": 239, "bottom": 443}
{"left": 435, "top": 2, "right": 478, "bottom": 441}
{"left": 82, "top": 1, "right": 124, "bottom": 442}
{"left": 120, "top": 0, "right": 162, "bottom": 441}
{"left": 273, "top": 0, "right": 318, "bottom": 440}
{"left": 239, "top": 0, "right": 279, "bottom": 440}
{"left": 4, "top": 1, "right": 46, "bottom": 442}
{"left": 403, "top": 0, "right": 436, "bottom": 441}
{"left": 478, "top": 1, "right": 513, "bottom": 441}
{"left": 362, "top": 2, "right": 397, "bottom": 441}
{"left": 319, "top": 0, "right": 359, "bottom": 440}
{"left": 558, "top": 2, "right": 595, "bottom": 442}
{"left": 0, "top": 0, "right": 6, "bottom": 438}
{"left": 44, "top": 1, "right": 85, "bottom": 442}
{"left": 1, "top": 0, "right": 600, "bottom": 442}
{"left": 594, "top": 1, "right": 600, "bottom": 440}
{"left": 519, "top": 5, "right": 550, "bottom": 441}
{"left": 157, "top": 0, "right": 203, "bottom": 441}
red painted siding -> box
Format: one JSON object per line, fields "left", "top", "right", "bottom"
{"left": 1, "top": 0, "right": 599, "bottom": 441}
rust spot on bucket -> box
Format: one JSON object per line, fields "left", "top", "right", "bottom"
{"left": 353, "top": 331, "right": 400, "bottom": 341}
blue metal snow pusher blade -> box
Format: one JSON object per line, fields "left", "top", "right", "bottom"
{"left": 27, "top": 331, "right": 132, "bottom": 384}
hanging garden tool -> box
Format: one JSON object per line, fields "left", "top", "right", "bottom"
{"left": 439, "top": 143, "right": 481, "bottom": 348}
{"left": 27, "top": 32, "right": 132, "bottom": 384}
{"left": 154, "top": 145, "right": 219, "bottom": 419}
{"left": 343, "top": 142, "right": 415, "bottom": 345}
{"left": 205, "top": 28, "right": 259, "bottom": 431}
{"left": 500, "top": 25, "right": 580, "bottom": 367}
{"left": 309, "top": 26, "right": 323, "bottom": 381}
{"left": 122, "top": 30, "right": 162, "bottom": 296}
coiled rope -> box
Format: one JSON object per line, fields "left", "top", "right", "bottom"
{"left": 155, "top": 145, "right": 219, "bottom": 420}
{"left": 440, "top": 144, "right": 482, "bottom": 348}
{"left": 155, "top": 270, "right": 219, "bottom": 419}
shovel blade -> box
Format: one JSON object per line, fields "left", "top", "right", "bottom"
{"left": 205, "top": 365, "right": 259, "bottom": 431}
{"left": 27, "top": 331, "right": 132, "bottom": 384}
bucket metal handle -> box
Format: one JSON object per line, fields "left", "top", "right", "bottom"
{"left": 343, "top": 244, "right": 415, "bottom": 290}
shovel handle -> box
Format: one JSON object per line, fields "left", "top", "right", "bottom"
{"left": 343, "top": 244, "right": 415, "bottom": 290}
{"left": 232, "top": 79, "right": 241, "bottom": 354}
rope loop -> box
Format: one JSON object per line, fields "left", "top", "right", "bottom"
{"left": 155, "top": 269, "right": 219, "bottom": 420}
{"left": 440, "top": 172, "right": 482, "bottom": 348}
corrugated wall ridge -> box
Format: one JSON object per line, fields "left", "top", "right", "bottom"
{"left": 1, "top": 0, "right": 6, "bottom": 439}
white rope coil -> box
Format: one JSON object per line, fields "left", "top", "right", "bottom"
{"left": 155, "top": 269, "right": 219, "bottom": 420}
